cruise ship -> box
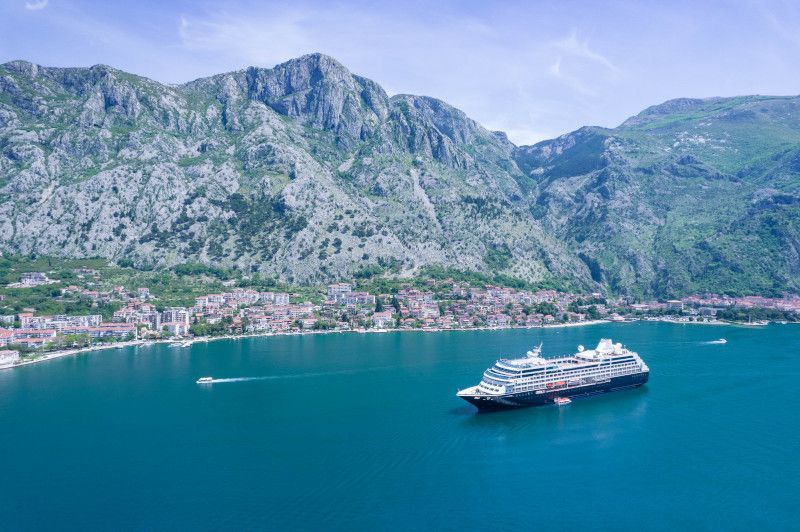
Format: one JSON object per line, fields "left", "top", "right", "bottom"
{"left": 457, "top": 339, "right": 649, "bottom": 411}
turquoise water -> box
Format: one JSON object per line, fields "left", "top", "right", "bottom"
{"left": 1, "top": 323, "right": 798, "bottom": 530}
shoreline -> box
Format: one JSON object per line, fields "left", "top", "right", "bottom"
{"left": 0, "top": 317, "right": 788, "bottom": 371}
{"left": 1, "top": 319, "right": 608, "bottom": 370}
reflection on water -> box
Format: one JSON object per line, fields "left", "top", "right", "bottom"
{"left": 460, "top": 386, "right": 649, "bottom": 429}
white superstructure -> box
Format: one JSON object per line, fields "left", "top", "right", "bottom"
{"left": 460, "top": 339, "right": 649, "bottom": 398}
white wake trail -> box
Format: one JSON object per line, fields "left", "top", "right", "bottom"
{"left": 701, "top": 339, "right": 728, "bottom": 345}
{"left": 208, "top": 365, "right": 400, "bottom": 384}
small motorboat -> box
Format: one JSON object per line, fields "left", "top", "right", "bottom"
{"left": 196, "top": 377, "right": 213, "bottom": 384}
{"left": 707, "top": 338, "right": 727, "bottom": 344}
{"left": 554, "top": 397, "right": 571, "bottom": 406}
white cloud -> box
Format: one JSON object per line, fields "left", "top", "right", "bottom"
{"left": 24, "top": 0, "right": 48, "bottom": 11}
{"left": 549, "top": 56, "right": 561, "bottom": 77}
{"left": 554, "top": 29, "right": 618, "bottom": 73}
{"left": 544, "top": 30, "right": 622, "bottom": 100}
{"left": 546, "top": 54, "right": 595, "bottom": 97}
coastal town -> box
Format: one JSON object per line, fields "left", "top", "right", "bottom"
{"left": 2, "top": 267, "right": 799, "bottom": 368}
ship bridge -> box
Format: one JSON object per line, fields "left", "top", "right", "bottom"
{"left": 575, "top": 338, "right": 627, "bottom": 362}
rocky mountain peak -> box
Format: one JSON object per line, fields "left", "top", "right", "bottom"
{"left": 243, "top": 52, "right": 390, "bottom": 146}
{"left": 2, "top": 54, "right": 800, "bottom": 296}
{"left": 622, "top": 97, "right": 717, "bottom": 126}
{"left": 2, "top": 60, "right": 40, "bottom": 77}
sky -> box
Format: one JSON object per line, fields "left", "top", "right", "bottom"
{"left": 2, "top": 0, "right": 800, "bottom": 144}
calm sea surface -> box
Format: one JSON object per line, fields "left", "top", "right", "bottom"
{"left": 2, "top": 322, "right": 798, "bottom": 530}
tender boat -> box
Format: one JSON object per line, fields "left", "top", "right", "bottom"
{"left": 708, "top": 338, "right": 727, "bottom": 344}
{"left": 196, "top": 377, "right": 213, "bottom": 384}
{"left": 554, "top": 397, "right": 571, "bottom": 406}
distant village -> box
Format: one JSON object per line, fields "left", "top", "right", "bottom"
{"left": 2, "top": 268, "right": 800, "bottom": 367}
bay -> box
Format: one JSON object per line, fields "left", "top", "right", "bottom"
{"left": 1, "top": 322, "right": 798, "bottom": 530}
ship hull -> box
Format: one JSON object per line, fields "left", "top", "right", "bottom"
{"left": 460, "top": 371, "right": 649, "bottom": 411}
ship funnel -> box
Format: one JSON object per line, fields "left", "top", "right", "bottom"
{"left": 578, "top": 345, "right": 584, "bottom": 352}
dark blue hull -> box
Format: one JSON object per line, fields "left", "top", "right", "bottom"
{"left": 460, "top": 371, "right": 649, "bottom": 411}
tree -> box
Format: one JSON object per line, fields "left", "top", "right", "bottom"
{"left": 7, "top": 343, "right": 35, "bottom": 356}
{"left": 375, "top": 299, "right": 384, "bottom": 312}
{"left": 190, "top": 323, "right": 208, "bottom": 337}
{"left": 535, "top": 302, "right": 558, "bottom": 316}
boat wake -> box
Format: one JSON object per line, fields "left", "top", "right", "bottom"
{"left": 206, "top": 366, "right": 398, "bottom": 384}
{"left": 702, "top": 339, "right": 728, "bottom": 345}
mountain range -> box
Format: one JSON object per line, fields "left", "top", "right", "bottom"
{"left": 2, "top": 53, "right": 799, "bottom": 297}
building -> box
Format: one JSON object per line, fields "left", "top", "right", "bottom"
{"left": 61, "top": 323, "right": 137, "bottom": 340}
{"left": 0, "top": 329, "right": 13, "bottom": 346}
{"left": 327, "top": 283, "right": 352, "bottom": 302}
{"left": 163, "top": 322, "right": 189, "bottom": 337}
{"left": 373, "top": 311, "right": 394, "bottom": 328}
{"left": 10, "top": 329, "right": 57, "bottom": 348}
{"left": 12, "top": 328, "right": 57, "bottom": 340}
{"left": 113, "top": 306, "right": 161, "bottom": 330}
{"left": 341, "top": 291, "right": 376, "bottom": 307}
{"left": 666, "top": 300, "right": 684, "bottom": 311}
{"left": 288, "top": 304, "right": 315, "bottom": 319}
{"left": 258, "top": 292, "right": 275, "bottom": 304}
{"left": 274, "top": 293, "right": 290, "bottom": 305}
{"left": 17, "top": 313, "right": 33, "bottom": 328}
{"left": 19, "top": 272, "right": 51, "bottom": 286}
{"left": 225, "top": 289, "right": 260, "bottom": 305}
{"left": 161, "top": 307, "right": 190, "bottom": 327}
{"left": 19, "top": 314, "right": 102, "bottom": 331}
{"left": 141, "top": 311, "right": 161, "bottom": 330}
